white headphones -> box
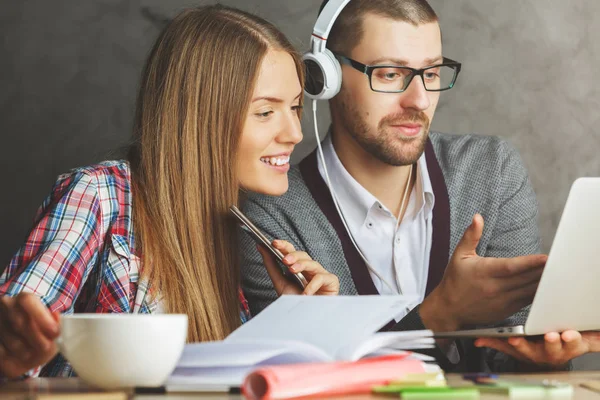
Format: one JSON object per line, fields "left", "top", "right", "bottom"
{"left": 302, "top": 0, "right": 351, "bottom": 100}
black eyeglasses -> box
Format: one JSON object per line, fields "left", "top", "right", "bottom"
{"left": 335, "top": 53, "right": 462, "bottom": 93}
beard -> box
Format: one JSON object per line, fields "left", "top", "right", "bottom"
{"left": 332, "top": 94, "right": 430, "bottom": 167}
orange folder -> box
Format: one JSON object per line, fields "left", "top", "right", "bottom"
{"left": 242, "top": 354, "right": 428, "bottom": 400}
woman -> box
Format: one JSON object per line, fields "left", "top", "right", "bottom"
{"left": 0, "top": 5, "right": 339, "bottom": 379}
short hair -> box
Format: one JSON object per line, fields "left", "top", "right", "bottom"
{"left": 318, "top": 0, "right": 438, "bottom": 55}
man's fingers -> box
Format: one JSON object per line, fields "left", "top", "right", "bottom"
{"left": 485, "top": 254, "right": 547, "bottom": 278}
{"left": 498, "top": 264, "right": 544, "bottom": 291}
{"left": 474, "top": 338, "right": 528, "bottom": 363}
{"left": 509, "top": 337, "right": 542, "bottom": 362}
{"left": 581, "top": 331, "right": 600, "bottom": 352}
{"left": 543, "top": 332, "right": 563, "bottom": 360}
{"left": 561, "top": 331, "right": 585, "bottom": 354}
{"left": 15, "top": 294, "right": 59, "bottom": 338}
{"left": 503, "top": 280, "right": 539, "bottom": 312}
{"left": 454, "top": 214, "right": 484, "bottom": 258}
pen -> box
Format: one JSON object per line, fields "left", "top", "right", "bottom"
{"left": 135, "top": 385, "right": 241, "bottom": 394}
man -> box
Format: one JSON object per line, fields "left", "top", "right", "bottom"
{"left": 240, "top": 0, "right": 598, "bottom": 371}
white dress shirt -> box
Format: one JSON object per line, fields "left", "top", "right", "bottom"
{"left": 316, "top": 135, "right": 435, "bottom": 307}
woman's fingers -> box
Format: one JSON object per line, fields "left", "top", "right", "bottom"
{"left": 15, "top": 294, "right": 59, "bottom": 338}
{"left": 26, "top": 317, "right": 57, "bottom": 354}
{"left": 301, "top": 271, "right": 339, "bottom": 296}
{"left": 0, "top": 294, "right": 59, "bottom": 379}
{"left": 272, "top": 240, "right": 296, "bottom": 255}
{"left": 0, "top": 327, "right": 32, "bottom": 359}
{"left": 257, "top": 244, "right": 293, "bottom": 295}
{"left": 3, "top": 294, "right": 59, "bottom": 353}
{"left": 281, "top": 251, "right": 310, "bottom": 268}
{"left": 267, "top": 241, "right": 340, "bottom": 296}
{"left": 302, "top": 274, "right": 325, "bottom": 296}
{"left": 289, "top": 259, "right": 326, "bottom": 275}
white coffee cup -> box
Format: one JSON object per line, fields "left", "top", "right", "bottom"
{"left": 58, "top": 314, "right": 188, "bottom": 389}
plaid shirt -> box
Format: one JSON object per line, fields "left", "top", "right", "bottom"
{"left": 0, "top": 161, "right": 251, "bottom": 378}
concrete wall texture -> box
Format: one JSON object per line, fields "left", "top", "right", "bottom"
{"left": 0, "top": 1, "right": 598, "bottom": 369}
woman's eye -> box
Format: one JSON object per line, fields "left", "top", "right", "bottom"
{"left": 256, "top": 111, "right": 273, "bottom": 118}
{"left": 292, "top": 105, "right": 303, "bottom": 113}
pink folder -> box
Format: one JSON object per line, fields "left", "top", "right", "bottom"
{"left": 242, "top": 354, "right": 428, "bottom": 400}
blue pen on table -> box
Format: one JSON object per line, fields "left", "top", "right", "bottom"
{"left": 463, "top": 373, "right": 498, "bottom": 381}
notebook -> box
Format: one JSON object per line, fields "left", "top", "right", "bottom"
{"left": 166, "top": 295, "right": 435, "bottom": 391}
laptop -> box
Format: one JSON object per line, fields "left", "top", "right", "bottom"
{"left": 435, "top": 178, "right": 600, "bottom": 338}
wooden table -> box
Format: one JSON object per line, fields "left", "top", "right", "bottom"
{"left": 1, "top": 372, "right": 600, "bottom": 399}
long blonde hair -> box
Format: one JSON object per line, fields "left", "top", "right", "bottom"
{"left": 128, "top": 5, "right": 304, "bottom": 342}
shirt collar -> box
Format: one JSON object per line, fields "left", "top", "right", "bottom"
{"left": 316, "top": 133, "right": 435, "bottom": 226}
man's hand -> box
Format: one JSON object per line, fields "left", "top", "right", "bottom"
{"left": 474, "top": 330, "right": 600, "bottom": 368}
{"left": 0, "top": 293, "right": 60, "bottom": 379}
{"left": 257, "top": 240, "right": 340, "bottom": 296}
{"left": 420, "top": 214, "right": 547, "bottom": 332}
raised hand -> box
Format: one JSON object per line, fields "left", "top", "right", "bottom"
{"left": 420, "top": 214, "right": 547, "bottom": 332}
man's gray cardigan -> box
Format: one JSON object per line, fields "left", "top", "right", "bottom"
{"left": 240, "top": 132, "right": 542, "bottom": 372}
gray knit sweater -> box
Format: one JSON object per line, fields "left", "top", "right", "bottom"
{"left": 240, "top": 132, "right": 542, "bottom": 372}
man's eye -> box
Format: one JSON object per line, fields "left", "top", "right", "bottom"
{"left": 375, "top": 69, "right": 405, "bottom": 81}
{"left": 377, "top": 72, "right": 400, "bottom": 80}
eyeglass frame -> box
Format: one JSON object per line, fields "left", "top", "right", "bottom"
{"left": 334, "top": 53, "right": 462, "bottom": 93}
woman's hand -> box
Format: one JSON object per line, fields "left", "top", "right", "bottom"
{"left": 0, "top": 293, "right": 60, "bottom": 379}
{"left": 257, "top": 240, "right": 339, "bottom": 296}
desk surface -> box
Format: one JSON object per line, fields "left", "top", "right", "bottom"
{"left": 1, "top": 372, "right": 600, "bottom": 399}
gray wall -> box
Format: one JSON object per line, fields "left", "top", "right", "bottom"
{"left": 0, "top": 1, "right": 598, "bottom": 369}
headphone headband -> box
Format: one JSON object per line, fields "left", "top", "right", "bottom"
{"left": 310, "top": 0, "right": 352, "bottom": 52}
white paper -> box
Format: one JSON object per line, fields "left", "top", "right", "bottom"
{"left": 337, "top": 330, "right": 435, "bottom": 361}
{"left": 225, "top": 295, "right": 420, "bottom": 360}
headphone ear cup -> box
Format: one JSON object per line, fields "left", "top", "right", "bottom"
{"left": 303, "top": 48, "right": 342, "bottom": 100}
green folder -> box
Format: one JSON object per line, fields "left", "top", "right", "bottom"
{"left": 374, "top": 386, "right": 479, "bottom": 399}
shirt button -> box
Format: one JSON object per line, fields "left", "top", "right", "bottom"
{"left": 395, "top": 237, "right": 401, "bottom": 244}
{"left": 367, "top": 221, "right": 374, "bottom": 228}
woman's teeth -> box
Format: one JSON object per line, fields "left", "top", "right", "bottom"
{"left": 260, "top": 156, "right": 290, "bottom": 166}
